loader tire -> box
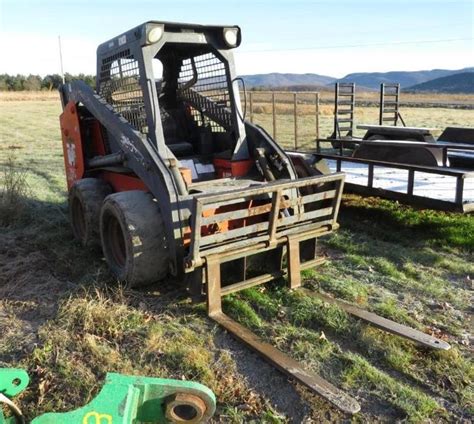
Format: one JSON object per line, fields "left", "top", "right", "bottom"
{"left": 100, "top": 190, "right": 169, "bottom": 287}
{"left": 69, "top": 178, "right": 112, "bottom": 247}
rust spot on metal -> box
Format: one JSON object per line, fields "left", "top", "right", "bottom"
{"left": 165, "top": 392, "right": 207, "bottom": 423}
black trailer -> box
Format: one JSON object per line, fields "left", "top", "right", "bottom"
{"left": 315, "top": 81, "right": 474, "bottom": 212}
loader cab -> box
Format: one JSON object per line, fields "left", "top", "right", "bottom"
{"left": 96, "top": 22, "right": 250, "bottom": 183}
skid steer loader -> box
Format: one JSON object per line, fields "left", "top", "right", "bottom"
{"left": 59, "top": 21, "right": 449, "bottom": 416}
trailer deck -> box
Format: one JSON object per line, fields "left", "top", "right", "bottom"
{"left": 318, "top": 153, "right": 474, "bottom": 212}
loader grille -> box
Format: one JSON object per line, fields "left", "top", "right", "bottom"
{"left": 98, "top": 49, "right": 148, "bottom": 134}
{"left": 186, "top": 173, "right": 346, "bottom": 270}
{"left": 178, "top": 52, "right": 233, "bottom": 133}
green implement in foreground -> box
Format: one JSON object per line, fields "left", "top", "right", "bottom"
{"left": 0, "top": 369, "right": 216, "bottom": 424}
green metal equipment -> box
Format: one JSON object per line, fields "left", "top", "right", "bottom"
{"left": 0, "top": 369, "right": 216, "bottom": 424}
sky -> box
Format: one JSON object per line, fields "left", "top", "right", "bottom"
{"left": 0, "top": 0, "right": 473, "bottom": 78}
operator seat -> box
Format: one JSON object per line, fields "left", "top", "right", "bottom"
{"left": 160, "top": 107, "right": 194, "bottom": 157}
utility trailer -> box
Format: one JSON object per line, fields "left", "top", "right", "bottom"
{"left": 316, "top": 83, "right": 474, "bottom": 212}
{"left": 59, "top": 21, "right": 450, "bottom": 417}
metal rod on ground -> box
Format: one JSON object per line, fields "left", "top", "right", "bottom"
{"left": 301, "top": 289, "right": 451, "bottom": 350}
{"left": 272, "top": 92, "right": 276, "bottom": 140}
{"left": 294, "top": 92, "right": 298, "bottom": 150}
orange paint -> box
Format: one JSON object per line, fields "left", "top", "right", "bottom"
{"left": 179, "top": 167, "right": 193, "bottom": 186}
{"left": 60, "top": 101, "right": 85, "bottom": 189}
{"left": 88, "top": 119, "right": 107, "bottom": 156}
{"left": 213, "top": 158, "right": 253, "bottom": 178}
{"left": 101, "top": 171, "right": 148, "bottom": 192}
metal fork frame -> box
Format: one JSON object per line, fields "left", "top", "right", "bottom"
{"left": 185, "top": 173, "right": 345, "bottom": 271}
{"left": 300, "top": 289, "right": 451, "bottom": 350}
{"left": 186, "top": 172, "right": 449, "bottom": 415}
{"left": 203, "top": 238, "right": 450, "bottom": 414}
{"left": 186, "top": 173, "right": 362, "bottom": 414}
{"left": 205, "top": 229, "right": 361, "bottom": 415}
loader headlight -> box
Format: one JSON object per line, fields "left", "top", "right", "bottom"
{"left": 147, "top": 25, "right": 164, "bottom": 44}
{"left": 223, "top": 27, "right": 239, "bottom": 47}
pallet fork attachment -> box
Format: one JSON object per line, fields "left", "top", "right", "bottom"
{"left": 301, "top": 290, "right": 451, "bottom": 350}
{"left": 206, "top": 255, "right": 361, "bottom": 415}
{"left": 185, "top": 174, "right": 361, "bottom": 413}
{"left": 184, "top": 173, "right": 449, "bottom": 414}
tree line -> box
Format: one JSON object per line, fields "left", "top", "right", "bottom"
{"left": 0, "top": 73, "right": 96, "bottom": 91}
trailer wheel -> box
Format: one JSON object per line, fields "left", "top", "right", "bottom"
{"left": 69, "top": 178, "right": 112, "bottom": 246}
{"left": 100, "top": 191, "right": 169, "bottom": 287}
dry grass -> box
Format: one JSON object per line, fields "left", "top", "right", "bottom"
{"left": 240, "top": 90, "right": 474, "bottom": 150}
{"left": 0, "top": 91, "right": 59, "bottom": 102}
{"left": 328, "top": 90, "right": 474, "bottom": 105}
{"left": 3, "top": 89, "right": 474, "bottom": 105}
{"left": 0, "top": 156, "right": 30, "bottom": 226}
{"left": 249, "top": 105, "right": 474, "bottom": 150}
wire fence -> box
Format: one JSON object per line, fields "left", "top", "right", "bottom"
{"left": 239, "top": 90, "right": 474, "bottom": 150}
{"left": 240, "top": 91, "right": 324, "bottom": 151}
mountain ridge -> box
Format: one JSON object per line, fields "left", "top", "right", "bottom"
{"left": 240, "top": 72, "right": 336, "bottom": 88}
{"left": 337, "top": 67, "right": 473, "bottom": 90}
{"left": 240, "top": 67, "right": 474, "bottom": 91}
{"left": 407, "top": 72, "right": 474, "bottom": 93}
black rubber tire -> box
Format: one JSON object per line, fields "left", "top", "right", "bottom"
{"left": 100, "top": 191, "right": 169, "bottom": 287}
{"left": 68, "top": 178, "right": 112, "bottom": 247}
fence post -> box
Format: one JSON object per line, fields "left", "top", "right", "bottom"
{"left": 249, "top": 91, "right": 253, "bottom": 123}
{"left": 272, "top": 92, "right": 277, "bottom": 139}
{"left": 315, "top": 92, "right": 320, "bottom": 145}
{"left": 293, "top": 92, "right": 298, "bottom": 150}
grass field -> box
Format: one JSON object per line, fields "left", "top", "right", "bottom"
{"left": 251, "top": 105, "right": 474, "bottom": 150}
{"left": 2, "top": 89, "right": 474, "bottom": 105}
{"left": 0, "top": 98, "right": 473, "bottom": 422}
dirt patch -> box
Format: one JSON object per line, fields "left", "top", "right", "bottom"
{"left": 213, "top": 330, "right": 311, "bottom": 422}
{"left": 0, "top": 231, "right": 70, "bottom": 365}
{"left": 0, "top": 232, "right": 70, "bottom": 304}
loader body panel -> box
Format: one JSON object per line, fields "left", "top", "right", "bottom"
{"left": 60, "top": 102, "right": 85, "bottom": 189}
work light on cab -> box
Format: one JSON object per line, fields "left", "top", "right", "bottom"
{"left": 223, "top": 27, "right": 239, "bottom": 47}
{"left": 147, "top": 25, "right": 164, "bottom": 44}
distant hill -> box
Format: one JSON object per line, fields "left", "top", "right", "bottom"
{"left": 335, "top": 67, "right": 473, "bottom": 90}
{"left": 407, "top": 72, "right": 474, "bottom": 93}
{"left": 241, "top": 72, "right": 336, "bottom": 88}
{"left": 240, "top": 68, "right": 474, "bottom": 93}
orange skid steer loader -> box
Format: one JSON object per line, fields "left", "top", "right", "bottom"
{"left": 59, "top": 21, "right": 449, "bottom": 415}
